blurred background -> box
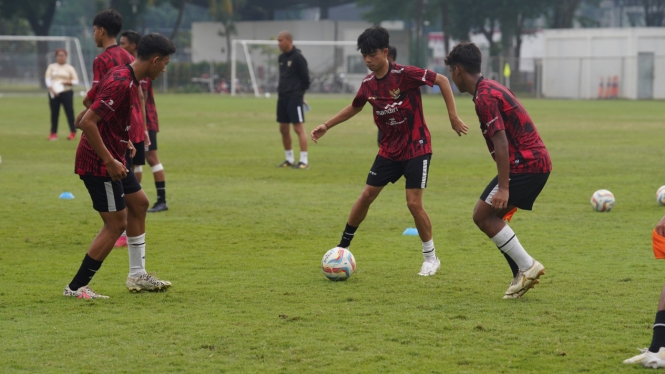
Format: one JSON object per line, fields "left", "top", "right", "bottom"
{"left": 0, "top": 0, "right": 663, "bottom": 99}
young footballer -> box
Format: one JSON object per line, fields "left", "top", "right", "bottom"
{"left": 310, "top": 26, "right": 468, "bottom": 276}
{"left": 445, "top": 42, "right": 551, "bottom": 298}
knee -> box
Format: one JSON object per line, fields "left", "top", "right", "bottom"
{"left": 359, "top": 189, "right": 378, "bottom": 205}
{"left": 407, "top": 199, "right": 422, "bottom": 214}
{"left": 472, "top": 211, "right": 487, "bottom": 230}
{"left": 107, "top": 216, "right": 127, "bottom": 235}
{"left": 129, "top": 197, "right": 149, "bottom": 215}
{"left": 279, "top": 127, "right": 290, "bottom": 136}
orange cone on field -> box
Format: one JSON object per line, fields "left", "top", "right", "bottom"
{"left": 597, "top": 76, "right": 604, "bottom": 99}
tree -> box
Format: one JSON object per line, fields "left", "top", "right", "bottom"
{"left": 0, "top": 0, "right": 58, "bottom": 87}
{"left": 546, "top": 0, "right": 583, "bottom": 28}
{"left": 622, "top": 0, "right": 665, "bottom": 26}
{"left": 209, "top": 0, "right": 243, "bottom": 78}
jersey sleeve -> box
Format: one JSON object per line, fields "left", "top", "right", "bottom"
{"left": 475, "top": 95, "right": 505, "bottom": 139}
{"left": 403, "top": 66, "right": 437, "bottom": 89}
{"left": 87, "top": 58, "right": 103, "bottom": 100}
{"left": 352, "top": 82, "right": 368, "bottom": 108}
{"left": 89, "top": 74, "right": 129, "bottom": 127}
{"left": 296, "top": 54, "right": 310, "bottom": 91}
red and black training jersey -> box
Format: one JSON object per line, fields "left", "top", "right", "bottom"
{"left": 140, "top": 77, "right": 159, "bottom": 132}
{"left": 473, "top": 77, "right": 551, "bottom": 174}
{"left": 352, "top": 63, "right": 437, "bottom": 161}
{"left": 75, "top": 64, "right": 139, "bottom": 177}
{"left": 87, "top": 45, "right": 134, "bottom": 101}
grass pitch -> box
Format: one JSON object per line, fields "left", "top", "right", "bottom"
{"left": 0, "top": 93, "right": 664, "bottom": 373}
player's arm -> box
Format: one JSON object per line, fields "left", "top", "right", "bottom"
{"left": 74, "top": 108, "right": 89, "bottom": 129}
{"left": 490, "top": 130, "right": 510, "bottom": 209}
{"left": 78, "top": 110, "right": 128, "bottom": 181}
{"left": 310, "top": 104, "right": 363, "bottom": 143}
{"left": 434, "top": 73, "right": 468, "bottom": 136}
{"left": 138, "top": 88, "right": 150, "bottom": 147}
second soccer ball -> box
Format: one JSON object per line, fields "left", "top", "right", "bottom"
{"left": 657, "top": 186, "right": 665, "bottom": 206}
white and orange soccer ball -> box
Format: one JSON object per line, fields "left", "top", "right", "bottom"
{"left": 657, "top": 186, "right": 665, "bottom": 206}
{"left": 591, "top": 189, "right": 615, "bottom": 212}
{"left": 321, "top": 247, "right": 356, "bottom": 281}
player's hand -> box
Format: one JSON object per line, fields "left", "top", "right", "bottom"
{"left": 311, "top": 124, "right": 328, "bottom": 143}
{"left": 450, "top": 117, "right": 468, "bottom": 136}
{"left": 656, "top": 216, "right": 665, "bottom": 237}
{"left": 144, "top": 131, "right": 151, "bottom": 148}
{"left": 491, "top": 188, "right": 509, "bottom": 210}
{"left": 105, "top": 159, "right": 128, "bottom": 181}
{"left": 127, "top": 140, "right": 137, "bottom": 158}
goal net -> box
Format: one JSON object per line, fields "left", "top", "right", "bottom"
{"left": 0, "top": 36, "right": 90, "bottom": 95}
{"left": 231, "top": 40, "right": 366, "bottom": 97}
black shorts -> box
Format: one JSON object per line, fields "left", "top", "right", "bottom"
{"left": 276, "top": 95, "right": 304, "bottom": 124}
{"left": 80, "top": 168, "right": 142, "bottom": 212}
{"left": 132, "top": 141, "right": 145, "bottom": 166}
{"left": 148, "top": 130, "right": 157, "bottom": 151}
{"left": 366, "top": 154, "right": 431, "bottom": 189}
{"left": 480, "top": 172, "right": 550, "bottom": 210}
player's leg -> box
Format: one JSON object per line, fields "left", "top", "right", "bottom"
{"left": 290, "top": 96, "right": 308, "bottom": 169}
{"left": 146, "top": 130, "right": 167, "bottom": 212}
{"left": 65, "top": 177, "right": 127, "bottom": 299}
{"left": 624, "top": 285, "right": 665, "bottom": 367}
{"left": 48, "top": 94, "right": 60, "bottom": 140}
{"left": 292, "top": 122, "right": 308, "bottom": 169}
{"left": 338, "top": 184, "right": 384, "bottom": 248}
{"left": 403, "top": 154, "right": 440, "bottom": 276}
{"left": 276, "top": 96, "right": 294, "bottom": 167}
{"left": 62, "top": 91, "right": 76, "bottom": 140}
{"left": 132, "top": 141, "right": 145, "bottom": 183}
{"left": 123, "top": 170, "right": 171, "bottom": 292}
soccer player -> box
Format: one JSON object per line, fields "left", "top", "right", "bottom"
{"left": 141, "top": 68, "right": 168, "bottom": 212}
{"left": 624, "top": 217, "right": 665, "bottom": 368}
{"left": 64, "top": 33, "right": 175, "bottom": 298}
{"left": 119, "top": 30, "right": 149, "bottom": 185}
{"left": 276, "top": 31, "right": 310, "bottom": 169}
{"left": 310, "top": 26, "right": 468, "bottom": 276}
{"left": 377, "top": 45, "right": 397, "bottom": 147}
{"left": 444, "top": 42, "right": 551, "bottom": 298}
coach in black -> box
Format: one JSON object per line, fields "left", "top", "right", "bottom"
{"left": 276, "top": 30, "right": 311, "bottom": 169}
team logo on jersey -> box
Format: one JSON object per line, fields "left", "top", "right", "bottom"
{"left": 391, "top": 68, "right": 404, "bottom": 74}
{"left": 101, "top": 99, "right": 115, "bottom": 111}
{"left": 389, "top": 88, "right": 400, "bottom": 100}
{"left": 388, "top": 117, "right": 406, "bottom": 126}
{"left": 287, "top": 60, "right": 292, "bottom": 67}
{"left": 368, "top": 96, "right": 377, "bottom": 100}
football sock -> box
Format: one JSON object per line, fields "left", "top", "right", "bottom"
{"left": 491, "top": 225, "right": 534, "bottom": 271}
{"left": 499, "top": 249, "right": 519, "bottom": 278}
{"left": 649, "top": 310, "right": 665, "bottom": 352}
{"left": 69, "top": 254, "right": 103, "bottom": 291}
{"left": 155, "top": 181, "right": 166, "bottom": 203}
{"left": 299, "top": 151, "right": 308, "bottom": 165}
{"left": 422, "top": 239, "right": 436, "bottom": 263}
{"left": 338, "top": 223, "right": 358, "bottom": 248}
{"left": 285, "top": 149, "right": 294, "bottom": 164}
{"left": 127, "top": 233, "right": 147, "bottom": 277}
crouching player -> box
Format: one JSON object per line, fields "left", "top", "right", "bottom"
{"left": 445, "top": 42, "right": 551, "bottom": 298}
{"left": 64, "top": 34, "right": 176, "bottom": 298}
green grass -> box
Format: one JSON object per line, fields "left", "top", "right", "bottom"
{"left": 1, "top": 93, "right": 664, "bottom": 373}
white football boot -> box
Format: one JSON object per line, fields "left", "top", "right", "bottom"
{"left": 418, "top": 258, "right": 441, "bottom": 276}
{"left": 623, "top": 348, "right": 665, "bottom": 368}
{"left": 63, "top": 285, "right": 109, "bottom": 299}
{"left": 504, "top": 259, "right": 545, "bottom": 298}
{"left": 126, "top": 273, "right": 172, "bottom": 292}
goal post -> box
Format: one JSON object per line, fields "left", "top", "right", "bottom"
{"left": 231, "top": 39, "right": 362, "bottom": 97}
{"left": 0, "top": 35, "right": 90, "bottom": 94}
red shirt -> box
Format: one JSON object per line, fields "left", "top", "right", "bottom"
{"left": 352, "top": 63, "right": 437, "bottom": 161}
{"left": 75, "top": 65, "right": 139, "bottom": 177}
{"left": 140, "top": 77, "right": 159, "bottom": 132}
{"left": 473, "top": 77, "right": 552, "bottom": 174}
{"left": 87, "top": 45, "right": 143, "bottom": 143}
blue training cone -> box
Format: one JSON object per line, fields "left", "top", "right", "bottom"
{"left": 403, "top": 228, "right": 419, "bottom": 236}
{"left": 59, "top": 192, "right": 75, "bottom": 199}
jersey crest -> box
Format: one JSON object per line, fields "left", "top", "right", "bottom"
{"left": 389, "top": 88, "right": 400, "bottom": 100}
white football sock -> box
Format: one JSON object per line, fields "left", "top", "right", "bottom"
{"left": 422, "top": 239, "right": 436, "bottom": 263}
{"left": 127, "top": 233, "right": 146, "bottom": 277}
{"left": 299, "top": 151, "right": 308, "bottom": 165}
{"left": 491, "top": 225, "right": 534, "bottom": 271}
{"left": 285, "top": 149, "right": 294, "bottom": 164}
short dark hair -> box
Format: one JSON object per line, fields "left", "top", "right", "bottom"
{"left": 93, "top": 9, "right": 123, "bottom": 38}
{"left": 357, "top": 26, "right": 390, "bottom": 54}
{"left": 388, "top": 45, "right": 397, "bottom": 60}
{"left": 120, "top": 30, "right": 141, "bottom": 46}
{"left": 137, "top": 33, "right": 177, "bottom": 60}
{"left": 444, "top": 42, "right": 482, "bottom": 74}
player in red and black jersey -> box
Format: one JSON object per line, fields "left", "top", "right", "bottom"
{"left": 310, "top": 26, "right": 468, "bottom": 276}
{"left": 63, "top": 33, "right": 176, "bottom": 299}
{"left": 140, "top": 76, "right": 169, "bottom": 212}
{"left": 445, "top": 42, "right": 551, "bottom": 299}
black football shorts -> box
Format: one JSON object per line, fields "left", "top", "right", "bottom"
{"left": 132, "top": 141, "right": 145, "bottom": 166}
{"left": 148, "top": 130, "right": 158, "bottom": 151}
{"left": 80, "top": 168, "right": 142, "bottom": 212}
{"left": 366, "top": 154, "right": 431, "bottom": 189}
{"left": 276, "top": 95, "right": 305, "bottom": 124}
{"left": 480, "top": 172, "right": 550, "bottom": 210}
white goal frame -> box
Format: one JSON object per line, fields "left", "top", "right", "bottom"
{"left": 230, "top": 39, "right": 357, "bottom": 97}
{"left": 0, "top": 35, "right": 91, "bottom": 91}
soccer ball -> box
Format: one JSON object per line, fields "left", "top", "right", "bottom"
{"left": 321, "top": 247, "right": 356, "bottom": 281}
{"left": 590, "top": 189, "right": 615, "bottom": 212}
{"left": 657, "top": 186, "right": 665, "bottom": 206}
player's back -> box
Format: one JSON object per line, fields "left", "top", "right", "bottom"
{"left": 88, "top": 45, "right": 135, "bottom": 100}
